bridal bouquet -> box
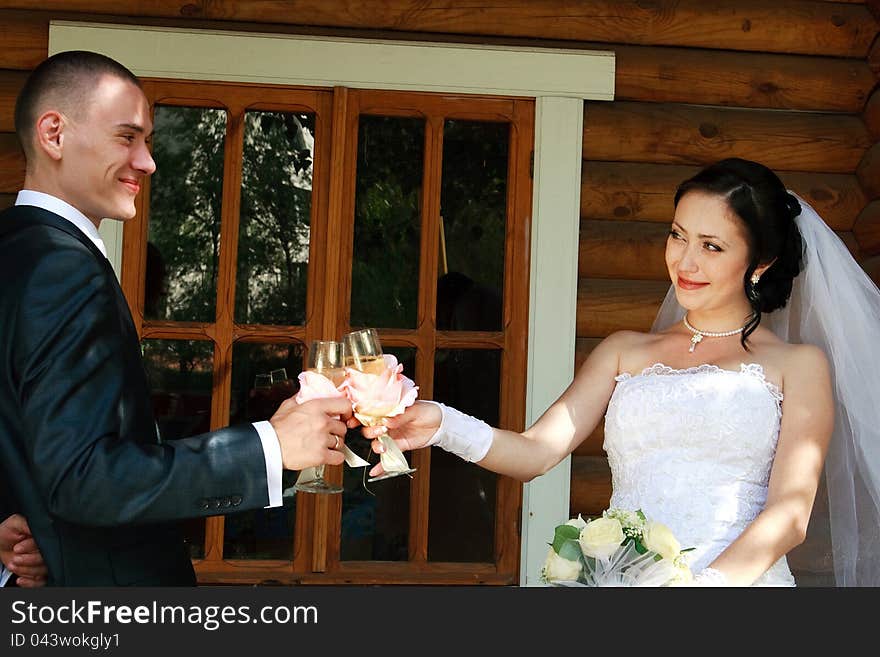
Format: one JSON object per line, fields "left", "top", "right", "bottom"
{"left": 541, "top": 508, "right": 693, "bottom": 587}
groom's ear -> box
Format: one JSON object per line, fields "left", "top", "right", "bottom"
{"left": 34, "top": 110, "right": 66, "bottom": 161}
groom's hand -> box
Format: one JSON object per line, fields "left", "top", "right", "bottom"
{"left": 362, "top": 401, "right": 442, "bottom": 477}
{"left": 1, "top": 514, "right": 48, "bottom": 587}
{"left": 270, "top": 396, "right": 352, "bottom": 471}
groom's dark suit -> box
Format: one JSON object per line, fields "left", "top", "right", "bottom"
{"left": 0, "top": 205, "right": 270, "bottom": 585}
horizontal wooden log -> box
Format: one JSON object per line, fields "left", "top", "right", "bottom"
{"left": 0, "top": 2, "right": 203, "bottom": 18}
{"left": 583, "top": 101, "right": 872, "bottom": 174}
{"left": 569, "top": 455, "right": 612, "bottom": 518}
{"left": 581, "top": 161, "right": 866, "bottom": 230}
{"left": 577, "top": 278, "right": 670, "bottom": 337}
{"left": 0, "top": 133, "right": 24, "bottom": 193}
{"left": 0, "top": 11, "right": 47, "bottom": 70}
{"left": 854, "top": 200, "right": 880, "bottom": 256}
{"left": 0, "top": 1, "right": 875, "bottom": 57}
{"left": 0, "top": 70, "right": 28, "bottom": 133}
{"left": 865, "top": 88, "right": 880, "bottom": 140}
{"left": 857, "top": 142, "right": 880, "bottom": 198}
{"left": 579, "top": 220, "right": 669, "bottom": 280}
{"left": 614, "top": 45, "right": 874, "bottom": 113}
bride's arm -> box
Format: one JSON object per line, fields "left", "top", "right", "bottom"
{"left": 700, "top": 344, "right": 834, "bottom": 586}
{"left": 368, "top": 331, "right": 629, "bottom": 482}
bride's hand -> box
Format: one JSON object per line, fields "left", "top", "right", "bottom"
{"left": 362, "top": 401, "right": 442, "bottom": 477}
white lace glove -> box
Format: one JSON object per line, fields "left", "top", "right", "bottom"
{"left": 691, "top": 567, "right": 729, "bottom": 587}
{"left": 421, "top": 401, "right": 494, "bottom": 463}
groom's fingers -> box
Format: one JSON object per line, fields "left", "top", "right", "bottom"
{"left": 361, "top": 425, "right": 386, "bottom": 439}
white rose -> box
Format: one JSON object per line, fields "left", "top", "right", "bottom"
{"left": 666, "top": 559, "right": 694, "bottom": 586}
{"left": 565, "top": 514, "right": 587, "bottom": 531}
{"left": 642, "top": 521, "right": 681, "bottom": 561}
{"left": 542, "top": 547, "right": 582, "bottom": 582}
{"left": 578, "top": 517, "right": 624, "bottom": 561}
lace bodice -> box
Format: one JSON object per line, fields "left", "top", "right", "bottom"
{"left": 603, "top": 363, "right": 795, "bottom": 586}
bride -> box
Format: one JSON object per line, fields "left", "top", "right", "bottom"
{"left": 360, "top": 158, "right": 880, "bottom": 586}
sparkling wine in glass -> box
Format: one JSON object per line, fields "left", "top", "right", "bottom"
{"left": 291, "top": 340, "right": 345, "bottom": 495}
{"left": 342, "top": 328, "right": 417, "bottom": 482}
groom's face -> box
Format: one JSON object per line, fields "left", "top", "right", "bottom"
{"left": 55, "top": 74, "right": 155, "bottom": 227}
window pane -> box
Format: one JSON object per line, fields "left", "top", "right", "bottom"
{"left": 142, "top": 338, "right": 215, "bottom": 560}
{"left": 437, "top": 120, "right": 508, "bottom": 331}
{"left": 350, "top": 116, "right": 423, "bottom": 329}
{"left": 148, "top": 106, "right": 227, "bottom": 322}
{"left": 429, "top": 348, "right": 500, "bottom": 562}
{"left": 224, "top": 341, "right": 305, "bottom": 561}
{"left": 340, "top": 346, "right": 415, "bottom": 561}
{"left": 236, "top": 111, "right": 315, "bottom": 326}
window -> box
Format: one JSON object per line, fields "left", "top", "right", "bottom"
{"left": 126, "top": 80, "right": 533, "bottom": 584}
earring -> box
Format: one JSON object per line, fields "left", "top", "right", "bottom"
{"left": 750, "top": 273, "right": 761, "bottom": 285}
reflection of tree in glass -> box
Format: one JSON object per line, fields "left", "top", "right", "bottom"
{"left": 237, "top": 112, "right": 315, "bottom": 326}
{"left": 149, "top": 106, "right": 227, "bottom": 325}
{"left": 440, "top": 120, "right": 508, "bottom": 323}
{"left": 351, "top": 116, "right": 423, "bottom": 329}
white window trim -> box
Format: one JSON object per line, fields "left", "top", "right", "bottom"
{"left": 49, "top": 21, "right": 614, "bottom": 586}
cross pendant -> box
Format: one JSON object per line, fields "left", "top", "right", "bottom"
{"left": 689, "top": 333, "right": 703, "bottom": 353}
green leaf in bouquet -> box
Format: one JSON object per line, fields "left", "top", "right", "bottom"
{"left": 632, "top": 538, "right": 648, "bottom": 554}
{"left": 551, "top": 524, "right": 581, "bottom": 554}
{"left": 558, "top": 538, "right": 583, "bottom": 563}
{"left": 635, "top": 509, "right": 647, "bottom": 523}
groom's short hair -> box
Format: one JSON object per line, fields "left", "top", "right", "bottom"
{"left": 14, "top": 50, "right": 143, "bottom": 159}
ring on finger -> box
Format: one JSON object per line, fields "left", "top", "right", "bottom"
{"left": 333, "top": 435, "right": 340, "bottom": 450}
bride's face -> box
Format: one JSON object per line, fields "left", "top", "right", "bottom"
{"left": 665, "top": 191, "right": 754, "bottom": 317}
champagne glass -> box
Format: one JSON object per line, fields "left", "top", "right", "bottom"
{"left": 291, "top": 340, "right": 345, "bottom": 495}
{"left": 342, "top": 328, "right": 417, "bottom": 482}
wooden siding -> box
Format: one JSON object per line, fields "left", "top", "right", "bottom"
{"left": 0, "top": 0, "right": 876, "bottom": 585}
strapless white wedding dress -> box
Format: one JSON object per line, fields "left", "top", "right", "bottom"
{"left": 603, "top": 363, "right": 796, "bottom": 586}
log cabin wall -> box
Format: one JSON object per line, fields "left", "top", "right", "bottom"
{"left": 1, "top": 1, "right": 878, "bottom": 584}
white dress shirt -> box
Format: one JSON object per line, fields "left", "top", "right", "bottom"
{"left": 14, "top": 191, "right": 283, "bottom": 508}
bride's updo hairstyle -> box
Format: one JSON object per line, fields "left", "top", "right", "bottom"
{"left": 673, "top": 158, "right": 804, "bottom": 346}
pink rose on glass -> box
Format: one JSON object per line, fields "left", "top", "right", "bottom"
{"left": 340, "top": 329, "right": 420, "bottom": 481}
{"left": 295, "top": 370, "right": 346, "bottom": 404}
{"left": 340, "top": 354, "right": 418, "bottom": 427}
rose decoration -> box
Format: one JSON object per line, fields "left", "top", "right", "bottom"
{"left": 294, "top": 370, "right": 369, "bottom": 468}
{"left": 295, "top": 370, "right": 346, "bottom": 403}
{"left": 578, "top": 516, "right": 625, "bottom": 561}
{"left": 339, "top": 354, "right": 418, "bottom": 426}
{"left": 642, "top": 520, "right": 681, "bottom": 561}
{"left": 541, "top": 547, "right": 583, "bottom": 583}
{"left": 338, "top": 354, "right": 418, "bottom": 476}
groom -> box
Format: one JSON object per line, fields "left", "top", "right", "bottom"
{"left": 0, "top": 50, "right": 351, "bottom": 586}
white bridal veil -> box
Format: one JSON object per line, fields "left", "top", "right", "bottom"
{"left": 652, "top": 194, "right": 880, "bottom": 586}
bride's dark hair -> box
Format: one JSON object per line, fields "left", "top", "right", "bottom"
{"left": 673, "top": 158, "right": 804, "bottom": 347}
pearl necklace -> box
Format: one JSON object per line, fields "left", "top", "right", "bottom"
{"left": 682, "top": 313, "right": 748, "bottom": 353}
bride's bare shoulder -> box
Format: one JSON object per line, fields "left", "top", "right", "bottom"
{"left": 751, "top": 328, "right": 830, "bottom": 382}
{"left": 601, "top": 330, "right": 660, "bottom": 352}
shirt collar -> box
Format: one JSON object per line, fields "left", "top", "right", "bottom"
{"left": 15, "top": 190, "right": 108, "bottom": 259}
